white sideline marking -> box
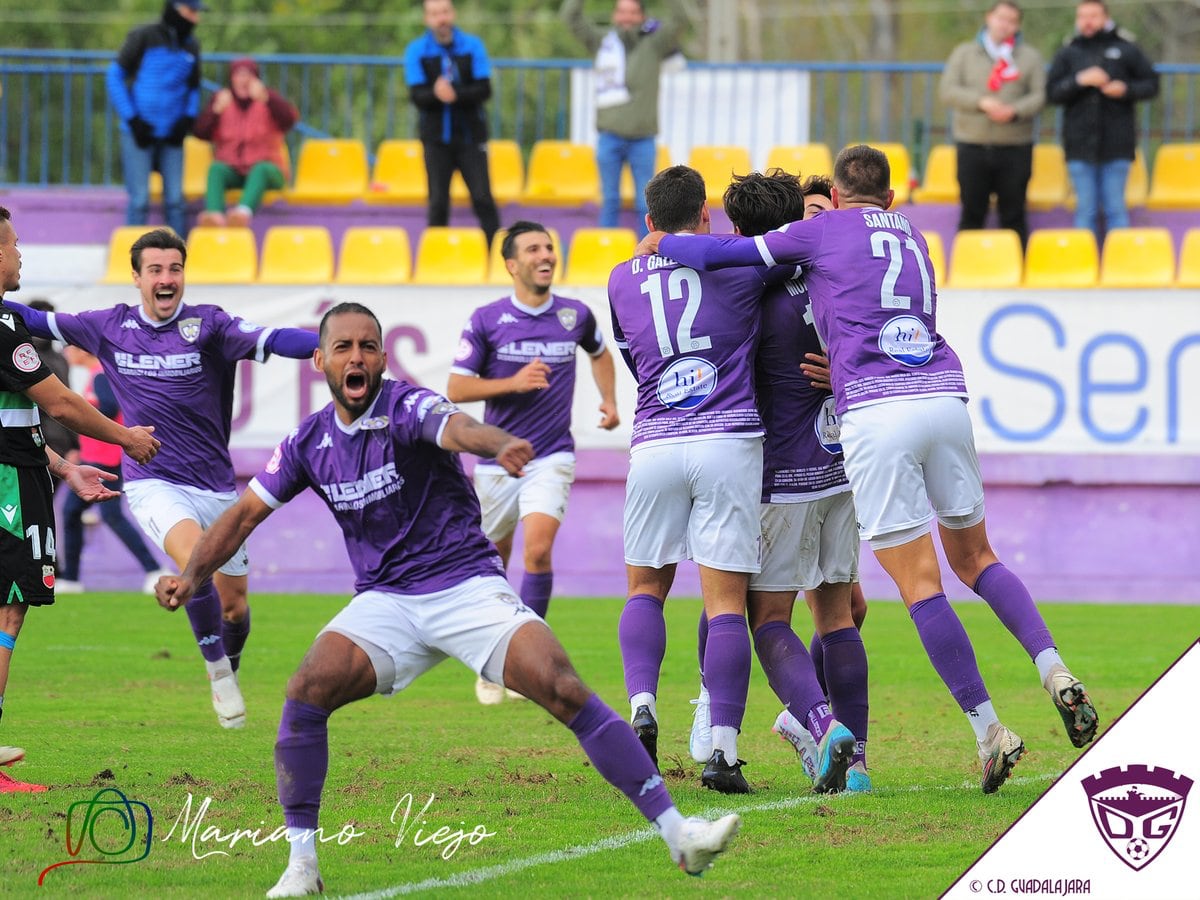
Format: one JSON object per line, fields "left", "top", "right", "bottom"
{"left": 340, "top": 772, "right": 1056, "bottom": 898}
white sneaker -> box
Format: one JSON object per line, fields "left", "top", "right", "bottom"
{"left": 143, "top": 568, "right": 174, "bottom": 595}
{"left": 80, "top": 508, "right": 100, "bottom": 526}
{"left": 475, "top": 676, "right": 505, "bottom": 705}
{"left": 771, "top": 710, "right": 818, "bottom": 783}
{"left": 978, "top": 722, "right": 1025, "bottom": 794}
{"left": 688, "top": 687, "right": 712, "bottom": 764}
{"left": 0, "top": 745, "right": 26, "bottom": 766}
{"left": 55, "top": 579, "right": 85, "bottom": 594}
{"left": 672, "top": 813, "right": 742, "bottom": 876}
{"left": 504, "top": 687, "right": 528, "bottom": 701}
{"left": 265, "top": 857, "right": 324, "bottom": 897}
{"left": 210, "top": 671, "right": 246, "bottom": 729}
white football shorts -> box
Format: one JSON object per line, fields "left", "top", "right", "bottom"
{"left": 752, "top": 490, "right": 860, "bottom": 592}
{"left": 474, "top": 451, "right": 576, "bottom": 541}
{"left": 623, "top": 436, "right": 763, "bottom": 573}
{"left": 124, "top": 478, "right": 249, "bottom": 576}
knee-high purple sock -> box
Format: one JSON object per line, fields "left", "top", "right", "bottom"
{"left": 974, "top": 562, "right": 1055, "bottom": 659}
{"left": 619, "top": 594, "right": 666, "bottom": 698}
{"left": 222, "top": 607, "right": 251, "bottom": 673}
{"left": 568, "top": 693, "right": 673, "bottom": 820}
{"left": 909, "top": 594, "right": 990, "bottom": 712}
{"left": 275, "top": 699, "right": 331, "bottom": 830}
{"left": 697, "top": 610, "right": 709, "bottom": 686}
{"left": 520, "top": 571, "right": 553, "bottom": 620}
{"left": 810, "top": 631, "right": 828, "bottom": 697}
{"left": 704, "top": 613, "right": 751, "bottom": 731}
{"left": 821, "top": 627, "right": 869, "bottom": 763}
{"left": 186, "top": 580, "right": 226, "bottom": 663}
{"left": 753, "top": 621, "right": 832, "bottom": 740}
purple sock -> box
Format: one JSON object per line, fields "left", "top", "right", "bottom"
{"left": 909, "top": 594, "right": 990, "bottom": 712}
{"left": 821, "top": 627, "right": 869, "bottom": 762}
{"left": 704, "top": 613, "right": 751, "bottom": 731}
{"left": 974, "top": 562, "right": 1055, "bottom": 659}
{"left": 810, "top": 631, "right": 828, "bottom": 697}
{"left": 520, "top": 571, "right": 553, "bottom": 619}
{"left": 275, "top": 699, "right": 331, "bottom": 830}
{"left": 753, "top": 621, "right": 831, "bottom": 740}
{"left": 222, "top": 608, "right": 251, "bottom": 674}
{"left": 618, "top": 594, "right": 666, "bottom": 698}
{"left": 568, "top": 693, "right": 672, "bottom": 820}
{"left": 697, "top": 610, "right": 709, "bottom": 687}
{"left": 186, "top": 580, "right": 226, "bottom": 663}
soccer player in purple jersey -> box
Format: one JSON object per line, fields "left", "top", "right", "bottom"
{"left": 0, "top": 206, "right": 160, "bottom": 791}
{"left": 448, "top": 221, "right": 619, "bottom": 705}
{"left": 7, "top": 228, "right": 319, "bottom": 731}
{"left": 156, "top": 303, "right": 741, "bottom": 896}
{"left": 608, "top": 165, "right": 792, "bottom": 794}
{"left": 644, "top": 145, "right": 1099, "bottom": 794}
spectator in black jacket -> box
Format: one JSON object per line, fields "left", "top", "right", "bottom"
{"left": 1047, "top": 0, "right": 1158, "bottom": 241}
{"left": 403, "top": 0, "right": 500, "bottom": 247}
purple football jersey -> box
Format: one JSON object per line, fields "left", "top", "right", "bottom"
{"left": 660, "top": 208, "right": 967, "bottom": 414}
{"left": 450, "top": 294, "right": 603, "bottom": 469}
{"left": 47, "top": 303, "right": 280, "bottom": 491}
{"left": 607, "top": 253, "right": 772, "bottom": 448}
{"left": 251, "top": 379, "right": 504, "bottom": 595}
{"left": 756, "top": 278, "right": 849, "bottom": 502}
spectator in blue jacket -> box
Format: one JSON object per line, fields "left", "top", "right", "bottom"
{"left": 106, "top": 1, "right": 206, "bottom": 238}
{"left": 404, "top": 0, "right": 500, "bottom": 248}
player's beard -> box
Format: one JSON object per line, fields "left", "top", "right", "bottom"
{"left": 328, "top": 366, "right": 383, "bottom": 420}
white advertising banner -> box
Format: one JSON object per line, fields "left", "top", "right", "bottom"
{"left": 24, "top": 285, "right": 1200, "bottom": 455}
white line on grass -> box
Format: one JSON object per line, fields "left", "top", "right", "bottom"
{"left": 340, "top": 772, "right": 1057, "bottom": 899}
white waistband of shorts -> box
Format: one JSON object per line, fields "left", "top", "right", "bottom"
{"left": 630, "top": 431, "right": 764, "bottom": 454}
{"left": 475, "top": 449, "right": 575, "bottom": 475}
{"left": 765, "top": 482, "right": 852, "bottom": 504}
{"left": 123, "top": 477, "right": 238, "bottom": 502}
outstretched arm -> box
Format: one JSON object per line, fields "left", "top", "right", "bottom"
{"left": 589, "top": 349, "right": 619, "bottom": 430}
{"left": 2, "top": 299, "right": 53, "bottom": 340}
{"left": 439, "top": 413, "right": 534, "bottom": 477}
{"left": 46, "top": 448, "right": 120, "bottom": 503}
{"left": 25, "top": 374, "right": 159, "bottom": 464}
{"left": 447, "top": 359, "right": 551, "bottom": 402}
{"left": 654, "top": 232, "right": 769, "bottom": 270}
{"left": 157, "top": 490, "right": 274, "bottom": 610}
{"left": 264, "top": 327, "right": 319, "bottom": 360}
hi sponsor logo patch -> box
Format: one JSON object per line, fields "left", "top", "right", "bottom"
{"left": 1082, "top": 764, "right": 1192, "bottom": 871}
{"left": 877, "top": 315, "right": 934, "bottom": 367}
{"left": 656, "top": 357, "right": 717, "bottom": 410}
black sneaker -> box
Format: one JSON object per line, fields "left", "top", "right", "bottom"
{"left": 701, "top": 749, "right": 751, "bottom": 794}
{"left": 632, "top": 704, "right": 658, "bottom": 769}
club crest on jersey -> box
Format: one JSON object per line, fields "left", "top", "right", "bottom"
{"left": 359, "top": 415, "right": 390, "bottom": 431}
{"left": 42, "top": 565, "right": 55, "bottom": 589}
{"left": 878, "top": 315, "right": 935, "bottom": 367}
{"left": 265, "top": 444, "right": 283, "bottom": 474}
{"left": 178, "top": 317, "right": 202, "bottom": 343}
{"left": 656, "top": 357, "right": 717, "bottom": 410}
{"left": 556, "top": 307, "right": 578, "bottom": 331}
{"left": 12, "top": 342, "right": 40, "bottom": 372}
{"left": 814, "top": 395, "right": 843, "bottom": 454}
{"left": 1082, "top": 764, "right": 1193, "bottom": 871}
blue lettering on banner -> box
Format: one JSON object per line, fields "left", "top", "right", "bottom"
{"left": 1079, "top": 334, "right": 1147, "bottom": 443}
{"left": 1168, "top": 335, "right": 1200, "bottom": 444}
{"left": 979, "top": 304, "right": 1066, "bottom": 442}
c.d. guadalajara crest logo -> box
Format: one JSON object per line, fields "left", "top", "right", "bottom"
{"left": 1081, "top": 764, "right": 1192, "bottom": 871}
{"left": 178, "top": 317, "right": 202, "bottom": 343}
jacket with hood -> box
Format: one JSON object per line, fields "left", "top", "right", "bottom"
{"left": 106, "top": 2, "right": 201, "bottom": 139}
{"left": 193, "top": 59, "right": 297, "bottom": 178}
{"left": 1046, "top": 22, "right": 1158, "bottom": 162}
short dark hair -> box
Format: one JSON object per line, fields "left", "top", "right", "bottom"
{"left": 130, "top": 228, "right": 188, "bottom": 273}
{"left": 833, "top": 145, "right": 891, "bottom": 206}
{"left": 0, "top": 206, "right": 10, "bottom": 223}
{"left": 645, "top": 165, "right": 707, "bottom": 234}
{"left": 26, "top": 298, "right": 55, "bottom": 313}
{"left": 501, "top": 221, "right": 551, "bottom": 260}
{"left": 723, "top": 169, "right": 806, "bottom": 237}
{"left": 800, "top": 174, "right": 834, "bottom": 202}
{"left": 989, "top": 0, "right": 1021, "bottom": 15}
{"left": 318, "top": 301, "right": 383, "bottom": 349}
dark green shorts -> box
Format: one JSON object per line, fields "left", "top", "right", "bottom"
{"left": 0, "top": 464, "right": 56, "bottom": 606}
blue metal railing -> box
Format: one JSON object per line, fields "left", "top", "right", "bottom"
{"left": 2, "top": 49, "right": 1197, "bottom": 188}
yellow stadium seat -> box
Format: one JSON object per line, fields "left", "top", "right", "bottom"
{"left": 1146, "top": 143, "right": 1200, "bottom": 210}
{"left": 149, "top": 136, "right": 212, "bottom": 202}
{"left": 186, "top": 227, "right": 257, "bottom": 284}
{"left": 258, "top": 226, "right": 335, "bottom": 284}
{"left": 1177, "top": 229, "right": 1200, "bottom": 288}
{"left": 412, "top": 227, "right": 488, "bottom": 284}
{"left": 911, "top": 144, "right": 958, "bottom": 204}
{"left": 450, "top": 139, "right": 525, "bottom": 206}
{"left": 687, "top": 146, "right": 753, "bottom": 206}
{"left": 947, "top": 230, "right": 1023, "bottom": 289}
{"left": 846, "top": 142, "right": 912, "bottom": 205}
{"left": 620, "top": 144, "right": 672, "bottom": 208}
{"left": 102, "top": 226, "right": 161, "bottom": 284}
{"left": 565, "top": 228, "right": 637, "bottom": 285}
{"left": 487, "top": 227, "right": 563, "bottom": 286}
{"left": 1099, "top": 227, "right": 1175, "bottom": 288}
{"left": 765, "top": 143, "right": 834, "bottom": 178}
{"left": 336, "top": 227, "right": 413, "bottom": 284}
{"left": 522, "top": 141, "right": 600, "bottom": 205}
{"left": 1028, "top": 144, "right": 1069, "bottom": 211}
{"left": 1023, "top": 228, "right": 1098, "bottom": 288}
{"left": 365, "top": 139, "right": 426, "bottom": 204}
{"left": 1126, "top": 149, "right": 1148, "bottom": 208}
{"left": 924, "top": 230, "right": 947, "bottom": 287}
{"left": 288, "top": 138, "right": 369, "bottom": 204}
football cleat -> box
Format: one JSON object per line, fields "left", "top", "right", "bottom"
{"left": 474, "top": 676, "right": 505, "bottom": 706}
{"left": 0, "top": 745, "right": 26, "bottom": 766}
{"left": 210, "top": 671, "right": 246, "bottom": 729}
{"left": 0, "top": 770, "right": 48, "bottom": 793}
{"left": 688, "top": 688, "right": 712, "bottom": 764}
{"left": 54, "top": 579, "right": 85, "bottom": 594}
{"left": 978, "top": 722, "right": 1026, "bottom": 794}
{"left": 632, "top": 704, "right": 658, "bottom": 769}
{"left": 1044, "top": 664, "right": 1099, "bottom": 748}
{"left": 813, "top": 722, "right": 856, "bottom": 794}
{"left": 845, "top": 761, "right": 873, "bottom": 793}
{"left": 771, "top": 710, "right": 818, "bottom": 784}
{"left": 672, "top": 813, "right": 742, "bottom": 876}
{"left": 701, "top": 749, "right": 751, "bottom": 794}
{"left": 265, "top": 857, "right": 324, "bottom": 897}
